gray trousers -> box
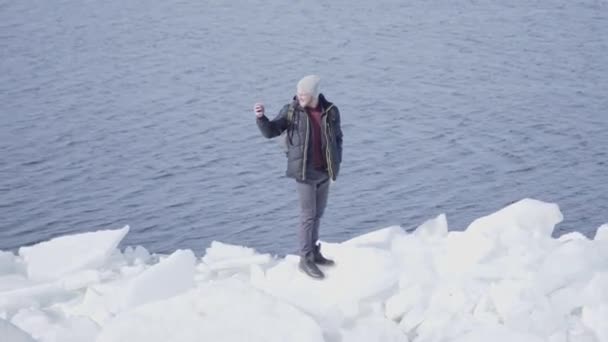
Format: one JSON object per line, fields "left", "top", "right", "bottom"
{"left": 296, "top": 176, "right": 330, "bottom": 257}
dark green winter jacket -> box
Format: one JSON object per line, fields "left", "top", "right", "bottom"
{"left": 256, "top": 93, "right": 343, "bottom": 182}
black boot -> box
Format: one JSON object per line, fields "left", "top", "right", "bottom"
{"left": 313, "top": 243, "right": 335, "bottom": 266}
{"left": 299, "top": 253, "right": 324, "bottom": 279}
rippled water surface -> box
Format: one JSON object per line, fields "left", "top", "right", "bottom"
{"left": 1, "top": 0, "right": 607, "bottom": 255}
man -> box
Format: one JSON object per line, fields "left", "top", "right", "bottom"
{"left": 254, "top": 75, "right": 343, "bottom": 279}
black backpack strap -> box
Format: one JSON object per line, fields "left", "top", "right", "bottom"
{"left": 286, "top": 103, "right": 295, "bottom": 145}
{"left": 287, "top": 103, "right": 295, "bottom": 124}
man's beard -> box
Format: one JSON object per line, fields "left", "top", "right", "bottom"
{"left": 299, "top": 98, "right": 316, "bottom": 108}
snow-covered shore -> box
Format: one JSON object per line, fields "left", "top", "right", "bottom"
{"left": 1, "top": 198, "right": 607, "bottom": 342}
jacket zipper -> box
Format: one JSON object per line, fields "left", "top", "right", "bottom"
{"left": 323, "top": 105, "right": 335, "bottom": 180}
{"left": 302, "top": 112, "right": 310, "bottom": 181}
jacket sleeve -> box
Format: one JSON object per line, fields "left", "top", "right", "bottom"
{"left": 333, "top": 106, "right": 343, "bottom": 162}
{"left": 256, "top": 104, "right": 290, "bottom": 139}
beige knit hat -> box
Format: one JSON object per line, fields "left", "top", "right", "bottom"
{"left": 296, "top": 75, "right": 321, "bottom": 98}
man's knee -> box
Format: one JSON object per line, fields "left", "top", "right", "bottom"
{"left": 300, "top": 208, "right": 317, "bottom": 223}
{"left": 316, "top": 208, "right": 325, "bottom": 219}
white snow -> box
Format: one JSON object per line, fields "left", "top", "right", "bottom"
{"left": 1, "top": 199, "right": 607, "bottom": 342}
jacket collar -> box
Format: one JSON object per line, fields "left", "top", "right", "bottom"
{"left": 291, "top": 93, "right": 333, "bottom": 112}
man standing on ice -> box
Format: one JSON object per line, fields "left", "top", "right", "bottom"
{"left": 254, "top": 75, "right": 343, "bottom": 279}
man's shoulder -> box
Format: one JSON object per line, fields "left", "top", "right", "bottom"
{"left": 284, "top": 100, "right": 299, "bottom": 110}
{"left": 278, "top": 102, "right": 294, "bottom": 114}
{"left": 325, "top": 103, "right": 339, "bottom": 118}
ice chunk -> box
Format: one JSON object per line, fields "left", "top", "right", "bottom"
{"left": 123, "top": 245, "right": 151, "bottom": 265}
{"left": 489, "top": 280, "right": 531, "bottom": 324}
{"left": 59, "top": 270, "right": 102, "bottom": 291}
{"left": 467, "top": 199, "right": 563, "bottom": 238}
{"left": 340, "top": 316, "right": 408, "bottom": 342}
{"left": 97, "top": 279, "right": 323, "bottom": 342}
{"left": 203, "top": 241, "right": 259, "bottom": 262}
{"left": 414, "top": 311, "right": 474, "bottom": 341}
{"left": 412, "top": 282, "right": 501, "bottom": 341}
{"left": 564, "top": 316, "right": 599, "bottom": 342}
{"left": 427, "top": 283, "right": 472, "bottom": 316}
{"left": 385, "top": 284, "right": 426, "bottom": 321}
{"left": 10, "top": 307, "right": 53, "bottom": 341}
{"left": 65, "top": 281, "right": 128, "bottom": 326}
{"left": 123, "top": 249, "right": 195, "bottom": 308}
{"left": 1, "top": 198, "right": 606, "bottom": 341}
{"left": 51, "top": 315, "right": 99, "bottom": 342}
{"left": 549, "top": 285, "right": 585, "bottom": 318}
{"left": 398, "top": 303, "right": 427, "bottom": 336}
{"left": 580, "top": 272, "right": 608, "bottom": 341}
{"left": 18, "top": 226, "right": 129, "bottom": 281}
{"left": 343, "top": 225, "right": 405, "bottom": 249}
{"left": 538, "top": 239, "right": 597, "bottom": 293}
{"left": 488, "top": 279, "right": 564, "bottom": 336}
{"left": 0, "top": 317, "right": 36, "bottom": 342}
{"left": 582, "top": 305, "right": 608, "bottom": 342}
{"left": 472, "top": 294, "right": 500, "bottom": 324}
{"left": 558, "top": 231, "right": 588, "bottom": 242}
{"left": 595, "top": 224, "right": 608, "bottom": 241}
{"left": 1, "top": 269, "right": 101, "bottom": 312}
{"left": 451, "top": 324, "right": 545, "bottom": 342}
{"left": 389, "top": 234, "right": 437, "bottom": 288}
{"left": 413, "top": 213, "right": 448, "bottom": 239}
{"left": 0, "top": 281, "right": 72, "bottom": 313}
{"left": 0, "top": 273, "right": 30, "bottom": 292}
{"left": 10, "top": 307, "right": 99, "bottom": 342}
{"left": 204, "top": 254, "right": 272, "bottom": 275}
{"left": 435, "top": 231, "right": 495, "bottom": 275}
{"left": 0, "top": 251, "right": 17, "bottom": 275}
{"left": 253, "top": 243, "right": 399, "bottom": 321}
{"left": 202, "top": 241, "right": 272, "bottom": 272}
{"left": 582, "top": 272, "right": 608, "bottom": 304}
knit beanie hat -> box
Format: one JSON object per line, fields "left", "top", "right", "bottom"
{"left": 296, "top": 75, "right": 321, "bottom": 98}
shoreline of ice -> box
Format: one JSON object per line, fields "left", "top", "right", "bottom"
{"left": 1, "top": 198, "right": 607, "bottom": 342}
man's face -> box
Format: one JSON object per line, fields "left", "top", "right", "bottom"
{"left": 297, "top": 92, "right": 314, "bottom": 107}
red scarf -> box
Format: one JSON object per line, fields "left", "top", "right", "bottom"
{"left": 306, "top": 103, "right": 326, "bottom": 170}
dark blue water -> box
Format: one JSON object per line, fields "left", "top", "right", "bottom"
{"left": 1, "top": 0, "right": 607, "bottom": 255}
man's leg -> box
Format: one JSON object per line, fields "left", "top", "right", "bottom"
{"left": 296, "top": 180, "right": 317, "bottom": 257}
{"left": 312, "top": 177, "right": 334, "bottom": 265}
{"left": 296, "top": 180, "right": 325, "bottom": 278}
{"left": 312, "top": 177, "right": 330, "bottom": 244}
